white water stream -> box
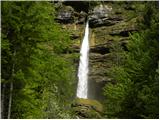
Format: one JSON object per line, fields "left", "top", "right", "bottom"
{"left": 76, "top": 22, "right": 89, "bottom": 99}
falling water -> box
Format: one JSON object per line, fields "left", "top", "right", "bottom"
{"left": 76, "top": 21, "right": 89, "bottom": 99}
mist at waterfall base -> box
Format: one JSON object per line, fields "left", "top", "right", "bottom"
{"left": 76, "top": 22, "right": 89, "bottom": 99}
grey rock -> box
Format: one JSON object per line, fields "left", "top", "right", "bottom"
{"left": 56, "top": 11, "right": 74, "bottom": 23}
{"left": 109, "top": 26, "right": 138, "bottom": 37}
{"left": 89, "top": 4, "right": 123, "bottom": 28}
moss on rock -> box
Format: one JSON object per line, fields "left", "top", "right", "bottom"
{"left": 72, "top": 98, "right": 103, "bottom": 118}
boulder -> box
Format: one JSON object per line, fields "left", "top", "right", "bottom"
{"left": 89, "top": 4, "right": 123, "bottom": 28}
{"left": 55, "top": 4, "right": 87, "bottom": 24}
{"left": 76, "top": 11, "right": 87, "bottom": 24}
{"left": 55, "top": 6, "right": 74, "bottom": 24}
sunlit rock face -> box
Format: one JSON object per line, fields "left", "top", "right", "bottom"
{"left": 89, "top": 4, "right": 120, "bottom": 28}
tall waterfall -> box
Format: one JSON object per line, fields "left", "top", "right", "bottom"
{"left": 76, "top": 22, "right": 89, "bottom": 99}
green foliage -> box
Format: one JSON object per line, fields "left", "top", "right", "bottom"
{"left": 103, "top": 2, "right": 158, "bottom": 119}
{"left": 109, "top": 40, "right": 126, "bottom": 66}
{"left": 2, "top": 1, "right": 76, "bottom": 119}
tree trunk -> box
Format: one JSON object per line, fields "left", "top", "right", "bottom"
{"left": 7, "top": 51, "right": 16, "bottom": 119}
{"left": 1, "top": 83, "right": 6, "bottom": 118}
{"left": 7, "top": 82, "right": 13, "bottom": 119}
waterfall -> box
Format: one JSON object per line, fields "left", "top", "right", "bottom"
{"left": 76, "top": 21, "right": 89, "bottom": 99}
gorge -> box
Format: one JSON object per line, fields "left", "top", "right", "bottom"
{"left": 56, "top": 1, "right": 139, "bottom": 101}
{"left": 55, "top": 1, "right": 158, "bottom": 118}
{"left": 1, "top": 1, "right": 158, "bottom": 119}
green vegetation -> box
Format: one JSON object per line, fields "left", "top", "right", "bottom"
{"left": 1, "top": 1, "right": 158, "bottom": 119}
{"left": 103, "top": 2, "right": 159, "bottom": 119}
{"left": 1, "top": 1, "right": 76, "bottom": 119}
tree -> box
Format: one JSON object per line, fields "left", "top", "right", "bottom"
{"left": 2, "top": 1, "right": 76, "bottom": 118}
{"left": 103, "top": 1, "right": 158, "bottom": 119}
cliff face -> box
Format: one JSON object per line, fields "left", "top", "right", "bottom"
{"left": 55, "top": 1, "right": 145, "bottom": 101}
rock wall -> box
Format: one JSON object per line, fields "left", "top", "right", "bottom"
{"left": 55, "top": 1, "right": 145, "bottom": 101}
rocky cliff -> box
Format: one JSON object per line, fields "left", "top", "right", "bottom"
{"left": 55, "top": 1, "right": 145, "bottom": 102}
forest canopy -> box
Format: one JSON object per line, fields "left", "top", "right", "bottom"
{"left": 1, "top": 1, "right": 76, "bottom": 118}
{"left": 103, "top": 1, "right": 159, "bottom": 119}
